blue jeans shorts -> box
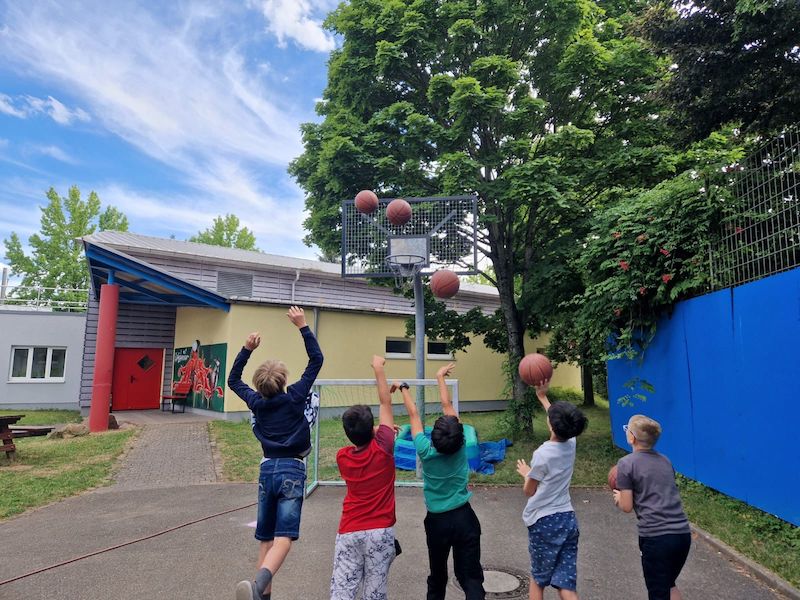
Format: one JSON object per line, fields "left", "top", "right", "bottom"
{"left": 255, "top": 458, "right": 306, "bottom": 542}
{"left": 527, "top": 510, "right": 579, "bottom": 591}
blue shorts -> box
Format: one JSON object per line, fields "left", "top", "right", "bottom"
{"left": 527, "top": 511, "right": 579, "bottom": 591}
{"left": 255, "top": 458, "right": 306, "bottom": 542}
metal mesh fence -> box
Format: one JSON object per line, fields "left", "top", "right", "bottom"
{"left": 341, "top": 195, "right": 479, "bottom": 278}
{"left": 713, "top": 130, "right": 800, "bottom": 288}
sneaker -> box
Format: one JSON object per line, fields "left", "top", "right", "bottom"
{"left": 235, "top": 580, "right": 258, "bottom": 600}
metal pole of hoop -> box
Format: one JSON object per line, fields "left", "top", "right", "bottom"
{"left": 387, "top": 254, "right": 427, "bottom": 480}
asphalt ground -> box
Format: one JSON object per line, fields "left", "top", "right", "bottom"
{"left": 0, "top": 484, "right": 790, "bottom": 600}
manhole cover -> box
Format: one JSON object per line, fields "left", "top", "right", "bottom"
{"left": 452, "top": 566, "right": 529, "bottom": 599}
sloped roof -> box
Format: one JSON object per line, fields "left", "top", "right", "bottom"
{"left": 82, "top": 230, "right": 498, "bottom": 297}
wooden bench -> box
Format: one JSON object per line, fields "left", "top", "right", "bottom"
{"left": 161, "top": 381, "right": 191, "bottom": 414}
{"left": 10, "top": 425, "right": 55, "bottom": 438}
{"left": 0, "top": 415, "right": 24, "bottom": 458}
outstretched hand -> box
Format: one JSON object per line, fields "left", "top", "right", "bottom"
{"left": 287, "top": 305, "right": 307, "bottom": 328}
{"left": 534, "top": 378, "right": 550, "bottom": 399}
{"left": 371, "top": 355, "right": 386, "bottom": 370}
{"left": 436, "top": 362, "right": 455, "bottom": 379}
{"left": 516, "top": 459, "right": 531, "bottom": 480}
{"left": 245, "top": 332, "right": 261, "bottom": 351}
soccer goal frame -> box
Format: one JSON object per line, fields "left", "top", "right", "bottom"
{"left": 304, "top": 378, "right": 459, "bottom": 498}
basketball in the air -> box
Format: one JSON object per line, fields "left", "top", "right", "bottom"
{"left": 608, "top": 465, "right": 618, "bottom": 490}
{"left": 518, "top": 353, "right": 553, "bottom": 386}
{"left": 430, "top": 270, "right": 460, "bottom": 299}
{"left": 355, "top": 190, "right": 379, "bottom": 214}
{"left": 386, "top": 199, "right": 412, "bottom": 226}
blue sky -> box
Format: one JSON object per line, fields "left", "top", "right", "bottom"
{"left": 0, "top": 0, "right": 340, "bottom": 271}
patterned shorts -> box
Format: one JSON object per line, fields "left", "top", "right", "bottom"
{"left": 330, "top": 527, "right": 396, "bottom": 600}
{"left": 527, "top": 511, "right": 579, "bottom": 591}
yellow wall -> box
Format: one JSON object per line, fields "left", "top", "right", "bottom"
{"left": 173, "top": 304, "right": 583, "bottom": 413}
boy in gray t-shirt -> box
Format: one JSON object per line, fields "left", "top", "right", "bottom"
{"left": 516, "top": 380, "right": 588, "bottom": 600}
{"left": 613, "top": 414, "right": 691, "bottom": 600}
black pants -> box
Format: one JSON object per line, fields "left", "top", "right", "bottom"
{"left": 423, "top": 503, "right": 485, "bottom": 600}
{"left": 639, "top": 532, "right": 691, "bottom": 600}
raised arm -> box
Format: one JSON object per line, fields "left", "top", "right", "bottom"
{"left": 534, "top": 379, "right": 551, "bottom": 412}
{"left": 227, "top": 332, "right": 266, "bottom": 411}
{"left": 398, "top": 383, "right": 423, "bottom": 438}
{"left": 372, "top": 355, "right": 394, "bottom": 428}
{"left": 286, "top": 306, "right": 324, "bottom": 399}
{"left": 436, "top": 362, "right": 458, "bottom": 418}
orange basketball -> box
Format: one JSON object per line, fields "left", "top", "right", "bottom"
{"left": 386, "top": 198, "right": 412, "bottom": 226}
{"left": 608, "top": 465, "right": 618, "bottom": 490}
{"left": 430, "top": 270, "right": 460, "bottom": 299}
{"left": 518, "top": 353, "right": 553, "bottom": 386}
{"left": 355, "top": 190, "right": 379, "bottom": 214}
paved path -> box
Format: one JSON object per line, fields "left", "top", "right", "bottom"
{"left": 102, "top": 422, "right": 218, "bottom": 492}
{"left": 0, "top": 421, "right": 794, "bottom": 599}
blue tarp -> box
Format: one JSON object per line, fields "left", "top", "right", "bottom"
{"left": 475, "top": 438, "right": 513, "bottom": 475}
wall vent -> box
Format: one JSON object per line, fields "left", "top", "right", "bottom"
{"left": 217, "top": 271, "right": 253, "bottom": 297}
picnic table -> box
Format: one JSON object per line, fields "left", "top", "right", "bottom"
{"left": 0, "top": 415, "right": 24, "bottom": 458}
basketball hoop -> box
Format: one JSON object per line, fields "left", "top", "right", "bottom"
{"left": 386, "top": 254, "right": 426, "bottom": 289}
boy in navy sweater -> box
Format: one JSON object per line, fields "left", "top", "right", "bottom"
{"left": 230, "top": 306, "right": 324, "bottom": 600}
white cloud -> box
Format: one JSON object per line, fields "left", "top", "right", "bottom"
{"left": 32, "top": 144, "right": 79, "bottom": 164}
{"left": 0, "top": 93, "right": 90, "bottom": 124}
{"left": 254, "top": 0, "right": 336, "bottom": 52}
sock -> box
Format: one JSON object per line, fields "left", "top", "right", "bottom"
{"left": 254, "top": 568, "right": 273, "bottom": 598}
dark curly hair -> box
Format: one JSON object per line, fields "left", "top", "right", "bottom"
{"left": 342, "top": 404, "right": 375, "bottom": 447}
{"left": 431, "top": 415, "right": 464, "bottom": 455}
{"left": 547, "top": 402, "right": 588, "bottom": 441}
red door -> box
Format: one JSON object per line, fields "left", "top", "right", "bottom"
{"left": 111, "top": 348, "right": 164, "bottom": 410}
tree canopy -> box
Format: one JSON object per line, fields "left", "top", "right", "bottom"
{"left": 189, "top": 214, "right": 258, "bottom": 251}
{"left": 639, "top": 0, "right": 800, "bottom": 141}
{"left": 3, "top": 185, "right": 129, "bottom": 307}
{"left": 290, "top": 0, "right": 674, "bottom": 435}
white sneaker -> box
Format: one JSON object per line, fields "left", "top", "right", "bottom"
{"left": 235, "top": 580, "right": 258, "bottom": 600}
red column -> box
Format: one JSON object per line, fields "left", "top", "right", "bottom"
{"left": 88, "top": 283, "right": 120, "bottom": 432}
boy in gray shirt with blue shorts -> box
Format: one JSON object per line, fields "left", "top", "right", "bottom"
{"left": 516, "top": 380, "right": 588, "bottom": 600}
{"left": 613, "top": 414, "right": 691, "bottom": 600}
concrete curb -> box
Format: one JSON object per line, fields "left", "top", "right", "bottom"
{"left": 690, "top": 523, "right": 800, "bottom": 600}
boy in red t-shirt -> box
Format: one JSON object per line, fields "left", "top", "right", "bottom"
{"left": 330, "top": 355, "right": 398, "bottom": 600}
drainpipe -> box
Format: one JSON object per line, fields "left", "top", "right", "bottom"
{"left": 0, "top": 268, "right": 8, "bottom": 305}
{"left": 88, "top": 270, "right": 119, "bottom": 432}
{"left": 291, "top": 270, "right": 300, "bottom": 303}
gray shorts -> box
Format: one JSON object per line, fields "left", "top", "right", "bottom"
{"left": 330, "top": 527, "right": 396, "bottom": 600}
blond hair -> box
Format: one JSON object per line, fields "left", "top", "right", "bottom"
{"left": 253, "top": 360, "right": 288, "bottom": 398}
{"left": 628, "top": 414, "right": 662, "bottom": 449}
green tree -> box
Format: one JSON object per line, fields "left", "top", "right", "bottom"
{"left": 3, "top": 185, "right": 129, "bottom": 307}
{"left": 291, "top": 0, "right": 673, "bottom": 436}
{"left": 639, "top": 0, "right": 800, "bottom": 141}
{"left": 189, "top": 214, "right": 258, "bottom": 251}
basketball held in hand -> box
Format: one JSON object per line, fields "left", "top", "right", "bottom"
{"left": 355, "top": 190, "right": 379, "bottom": 214}
{"left": 386, "top": 199, "right": 412, "bottom": 226}
{"left": 430, "top": 270, "right": 460, "bottom": 299}
{"left": 608, "top": 465, "right": 618, "bottom": 490}
{"left": 518, "top": 353, "right": 553, "bottom": 386}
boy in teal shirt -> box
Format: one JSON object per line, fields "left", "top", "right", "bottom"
{"left": 399, "top": 364, "right": 485, "bottom": 600}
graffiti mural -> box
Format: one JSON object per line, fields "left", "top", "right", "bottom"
{"left": 172, "top": 341, "right": 226, "bottom": 412}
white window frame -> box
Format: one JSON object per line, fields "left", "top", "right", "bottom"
{"left": 385, "top": 337, "right": 414, "bottom": 359}
{"left": 8, "top": 346, "right": 67, "bottom": 383}
{"left": 427, "top": 340, "right": 454, "bottom": 360}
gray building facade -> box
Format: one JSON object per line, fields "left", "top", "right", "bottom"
{"left": 1, "top": 310, "right": 86, "bottom": 409}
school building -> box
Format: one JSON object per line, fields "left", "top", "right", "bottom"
{"left": 78, "top": 231, "right": 581, "bottom": 421}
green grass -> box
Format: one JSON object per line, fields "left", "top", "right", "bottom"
{"left": 677, "top": 475, "right": 800, "bottom": 588}
{"left": 0, "top": 409, "right": 82, "bottom": 426}
{"left": 0, "top": 429, "right": 135, "bottom": 520}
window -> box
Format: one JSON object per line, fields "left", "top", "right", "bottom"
{"left": 427, "top": 340, "right": 453, "bottom": 360}
{"left": 9, "top": 347, "right": 67, "bottom": 382}
{"left": 385, "top": 338, "right": 413, "bottom": 359}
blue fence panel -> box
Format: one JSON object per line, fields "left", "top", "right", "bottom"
{"left": 608, "top": 266, "right": 800, "bottom": 526}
